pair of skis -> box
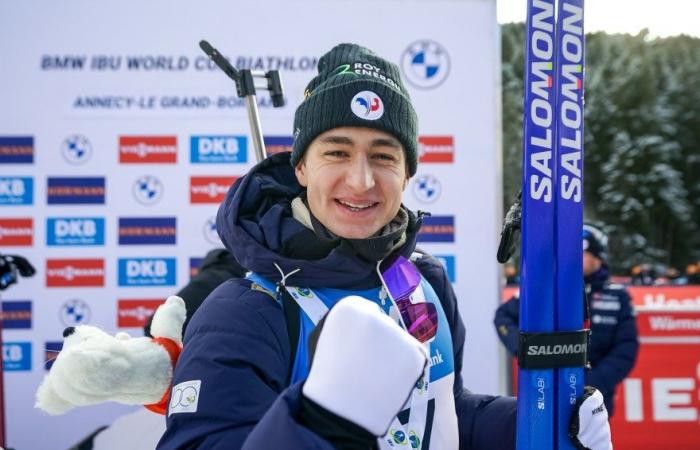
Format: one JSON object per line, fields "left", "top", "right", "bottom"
{"left": 519, "top": 0, "right": 586, "bottom": 449}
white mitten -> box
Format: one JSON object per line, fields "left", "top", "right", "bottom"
{"left": 569, "top": 386, "right": 612, "bottom": 450}
{"left": 35, "top": 296, "right": 185, "bottom": 415}
{"left": 302, "top": 296, "right": 427, "bottom": 437}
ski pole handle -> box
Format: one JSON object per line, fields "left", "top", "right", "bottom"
{"left": 199, "top": 40, "right": 287, "bottom": 163}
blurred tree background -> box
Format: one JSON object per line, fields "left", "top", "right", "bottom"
{"left": 501, "top": 24, "right": 700, "bottom": 274}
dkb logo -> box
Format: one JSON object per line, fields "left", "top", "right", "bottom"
{"left": 190, "top": 136, "right": 247, "bottom": 163}
{"left": 118, "top": 258, "right": 176, "bottom": 286}
{"left": 47, "top": 218, "right": 104, "bottom": 246}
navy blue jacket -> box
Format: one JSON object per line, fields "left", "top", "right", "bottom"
{"left": 157, "top": 153, "right": 515, "bottom": 449}
{"left": 493, "top": 266, "right": 639, "bottom": 416}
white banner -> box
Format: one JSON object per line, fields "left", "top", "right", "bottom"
{"left": 0, "top": 0, "right": 501, "bottom": 448}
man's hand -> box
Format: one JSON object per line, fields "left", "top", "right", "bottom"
{"left": 569, "top": 386, "right": 612, "bottom": 450}
{"left": 302, "top": 296, "right": 427, "bottom": 437}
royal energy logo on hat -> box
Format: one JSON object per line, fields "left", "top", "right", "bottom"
{"left": 351, "top": 91, "right": 384, "bottom": 120}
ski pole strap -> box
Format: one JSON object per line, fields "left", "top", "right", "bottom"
{"left": 518, "top": 329, "right": 590, "bottom": 369}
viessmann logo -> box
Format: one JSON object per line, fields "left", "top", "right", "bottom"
{"left": 190, "top": 176, "right": 237, "bottom": 203}
{"left": 418, "top": 136, "right": 454, "bottom": 163}
{"left": 117, "top": 299, "right": 164, "bottom": 328}
{"left": 0, "top": 218, "right": 33, "bottom": 246}
{"left": 46, "top": 259, "right": 105, "bottom": 287}
{"left": 119, "top": 136, "right": 177, "bottom": 163}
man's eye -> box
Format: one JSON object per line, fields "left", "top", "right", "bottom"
{"left": 325, "top": 150, "right": 348, "bottom": 157}
{"left": 374, "top": 153, "right": 397, "bottom": 161}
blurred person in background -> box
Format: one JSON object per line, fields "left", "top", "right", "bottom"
{"left": 686, "top": 263, "right": 700, "bottom": 285}
{"left": 493, "top": 224, "right": 640, "bottom": 416}
{"left": 631, "top": 263, "right": 656, "bottom": 286}
{"left": 503, "top": 263, "right": 519, "bottom": 286}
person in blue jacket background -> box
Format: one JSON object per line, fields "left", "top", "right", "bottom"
{"left": 158, "top": 43, "right": 611, "bottom": 450}
{"left": 494, "top": 224, "right": 640, "bottom": 417}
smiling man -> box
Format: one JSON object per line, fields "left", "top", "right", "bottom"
{"left": 295, "top": 127, "right": 409, "bottom": 239}
{"left": 157, "top": 43, "right": 610, "bottom": 450}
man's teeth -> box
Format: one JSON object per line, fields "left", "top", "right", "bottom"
{"left": 339, "top": 200, "right": 373, "bottom": 210}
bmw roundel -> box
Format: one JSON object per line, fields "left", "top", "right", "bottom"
{"left": 401, "top": 40, "right": 450, "bottom": 89}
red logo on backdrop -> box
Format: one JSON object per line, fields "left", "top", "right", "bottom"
{"left": 46, "top": 259, "right": 105, "bottom": 287}
{"left": 0, "top": 218, "right": 33, "bottom": 246}
{"left": 610, "top": 303, "right": 700, "bottom": 449}
{"left": 418, "top": 136, "right": 454, "bottom": 163}
{"left": 117, "top": 299, "right": 163, "bottom": 328}
{"left": 119, "top": 136, "right": 177, "bottom": 163}
{"left": 190, "top": 176, "right": 237, "bottom": 203}
{"left": 628, "top": 285, "right": 700, "bottom": 309}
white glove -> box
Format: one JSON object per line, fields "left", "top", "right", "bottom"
{"left": 302, "top": 296, "right": 427, "bottom": 436}
{"left": 569, "top": 386, "right": 612, "bottom": 450}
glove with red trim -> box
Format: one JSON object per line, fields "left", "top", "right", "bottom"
{"left": 35, "top": 296, "right": 185, "bottom": 415}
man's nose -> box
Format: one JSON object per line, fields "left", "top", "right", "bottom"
{"left": 345, "top": 157, "right": 375, "bottom": 191}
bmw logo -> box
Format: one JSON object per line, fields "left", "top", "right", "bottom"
{"left": 132, "top": 175, "right": 164, "bottom": 205}
{"left": 60, "top": 299, "right": 91, "bottom": 326}
{"left": 401, "top": 40, "right": 450, "bottom": 89}
{"left": 203, "top": 216, "right": 221, "bottom": 245}
{"left": 61, "top": 134, "right": 93, "bottom": 164}
{"left": 412, "top": 174, "right": 442, "bottom": 203}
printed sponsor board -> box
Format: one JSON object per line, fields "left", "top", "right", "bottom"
{"left": 190, "top": 135, "right": 247, "bottom": 163}
{"left": 118, "top": 257, "right": 176, "bottom": 287}
{"left": 117, "top": 299, "right": 164, "bottom": 328}
{"left": 417, "top": 215, "right": 455, "bottom": 242}
{"left": 0, "top": 136, "right": 34, "bottom": 163}
{"left": 190, "top": 176, "right": 236, "bottom": 203}
{"left": 46, "top": 259, "right": 105, "bottom": 287}
{"left": 119, "top": 136, "right": 177, "bottom": 163}
{"left": 0, "top": 177, "right": 33, "bottom": 205}
{"left": 1, "top": 301, "right": 32, "bottom": 329}
{"left": 3, "top": 342, "right": 31, "bottom": 371}
{"left": 47, "top": 177, "right": 105, "bottom": 204}
{"left": 190, "top": 257, "right": 203, "bottom": 279}
{"left": 118, "top": 217, "right": 177, "bottom": 245}
{"left": 47, "top": 217, "right": 105, "bottom": 246}
{"left": 418, "top": 136, "right": 454, "bottom": 163}
{"left": 44, "top": 342, "right": 63, "bottom": 371}
{"left": 263, "top": 136, "right": 294, "bottom": 155}
{"left": 434, "top": 255, "right": 456, "bottom": 283}
{"left": 0, "top": 218, "right": 33, "bottom": 246}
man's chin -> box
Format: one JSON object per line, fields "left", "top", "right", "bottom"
{"left": 330, "top": 224, "right": 381, "bottom": 240}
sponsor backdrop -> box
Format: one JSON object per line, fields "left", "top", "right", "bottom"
{"left": 0, "top": 0, "right": 502, "bottom": 448}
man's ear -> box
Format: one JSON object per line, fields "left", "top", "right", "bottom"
{"left": 402, "top": 176, "right": 410, "bottom": 191}
{"left": 295, "top": 161, "right": 308, "bottom": 187}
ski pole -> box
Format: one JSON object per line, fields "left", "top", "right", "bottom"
{"left": 518, "top": 1, "right": 557, "bottom": 448}
{"left": 199, "top": 40, "right": 286, "bottom": 163}
{"left": 553, "top": 1, "right": 585, "bottom": 447}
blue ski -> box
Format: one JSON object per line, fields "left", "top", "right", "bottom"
{"left": 553, "top": 1, "right": 585, "bottom": 448}
{"left": 518, "top": 1, "right": 557, "bottom": 449}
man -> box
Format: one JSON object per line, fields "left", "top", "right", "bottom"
{"left": 158, "top": 44, "right": 609, "bottom": 449}
{"left": 494, "top": 224, "right": 639, "bottom": 416}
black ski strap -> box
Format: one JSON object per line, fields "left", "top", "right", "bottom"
{"left": 518, "top": 329, "right": 590, "bottom": 369}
